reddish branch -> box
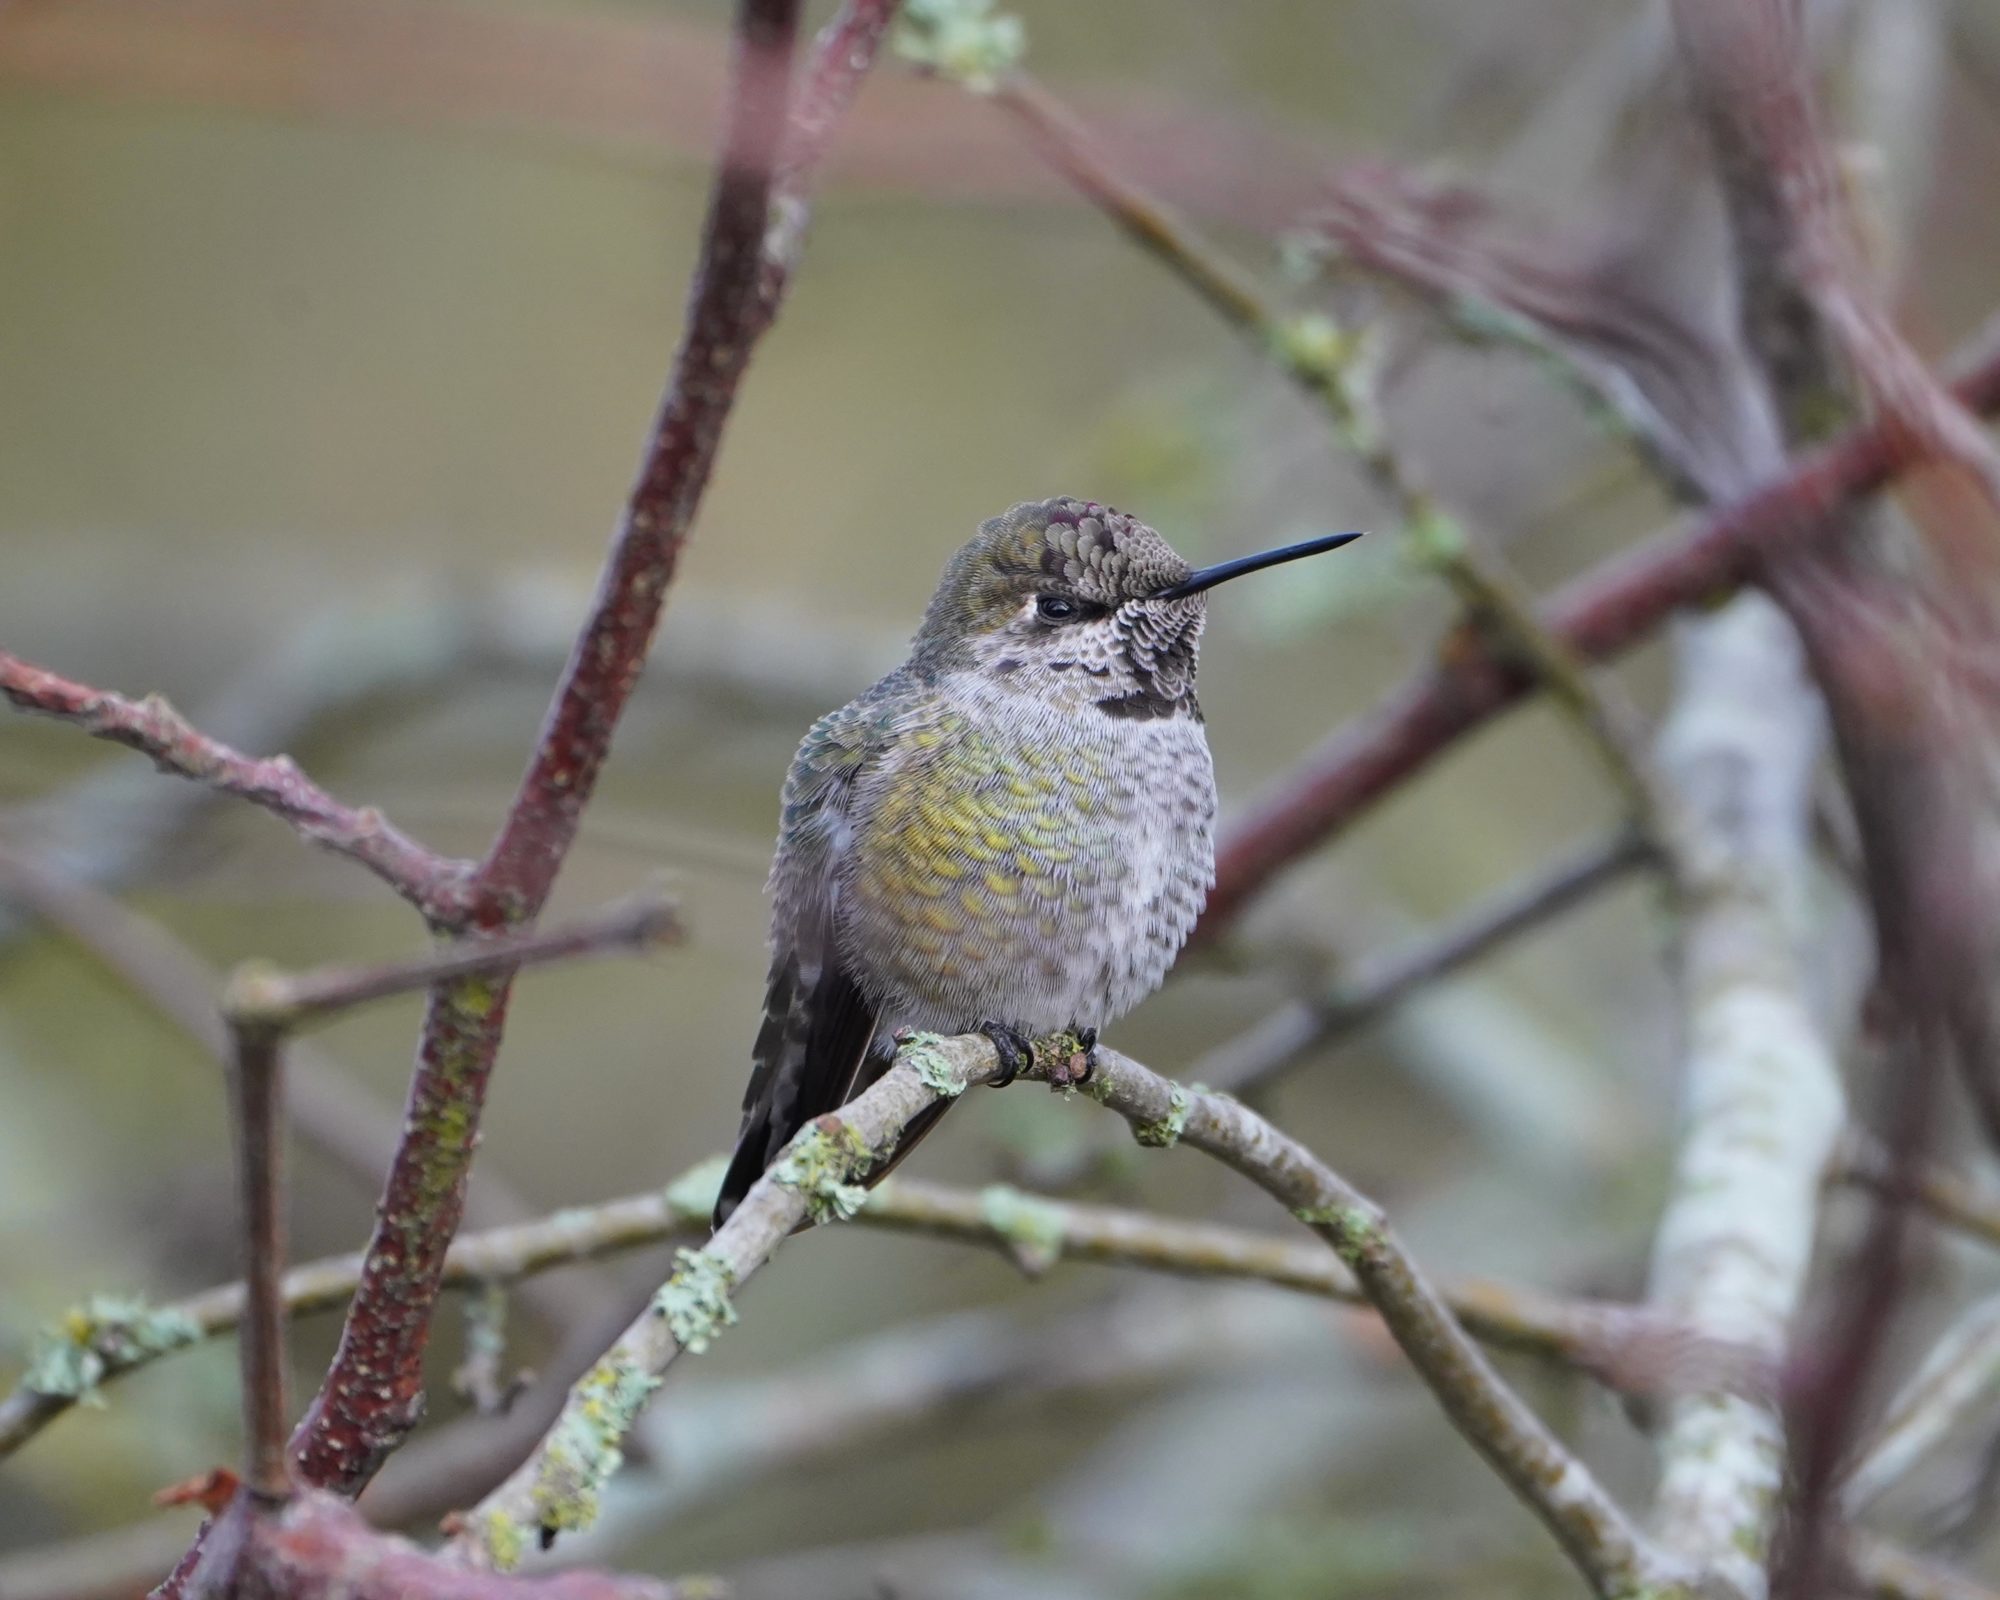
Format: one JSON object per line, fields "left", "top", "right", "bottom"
{"left": 203, "top": 1491, "right": 693, "bottom": 1600}
{"left": 227, "top": 1022, "right": 292, "bottom": 1502}
{"left": 0, "top": 650, "right": 469, "bottom": 924}
{"left": 281, "top": 0, "right": 891, "bottom": 1503}
{"left": 1196, "top": 326, "right": 2000, "bottom": 940}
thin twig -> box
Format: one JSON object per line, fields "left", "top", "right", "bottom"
{"left": 221, "top": 892, "right": 680, "bottom": 1038}
{"left": 228, "top": 1023, "right": 293, "bottom": 1501}
{"left": 1843, "top": 1290, "right": 2000, "bottom": 1517}
{"left": 0, "top": 651, "right": 469, "bottom": 924}
{"left": 1832, "top": 1138, "right": 2000, "bottom": 1254}
{"left": 1198, "top": 829, "right": 1649, "bottom": 1098}
{"left": 1844, "top": 1533, "right": 2000, "bottom": 1600}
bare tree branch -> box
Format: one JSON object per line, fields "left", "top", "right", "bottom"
{"left": 221, "top": 893, "right": 680, "bottom": 1038}
{"left": 0, "top": 651, "right": 470, "bottom": 923}
{"left": 227, "top": 1019, "right": 293, "bottom": 1501}
{"left": 1197, "top": 829, "right": 1648, "bottom": 1099}
{"left": 1843, "top": 1291, "right": 2000, "bottom": 1517}
{"left": 452, "top": 1033, "right": 1686, "bottom": 1598}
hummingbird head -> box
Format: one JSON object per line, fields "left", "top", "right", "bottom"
{"left": 909, "top": 496, "right": 1360, "bottom": 720}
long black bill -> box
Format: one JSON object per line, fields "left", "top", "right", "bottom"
{"left": 1154, "top": 530, "right": 1364, "bottom": 600}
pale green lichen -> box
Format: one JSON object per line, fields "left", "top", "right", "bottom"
{"left": 772, "top": 1122, "right": 871, "bottom": 1223}
{"left": 1294, "top": 1202, "right": 1386, "bottom": 1249}
{"left": 24, "top": 1294, "right": 203, "bottom": 1402}
{"left": 1133, "top": 1084, "right": 1193, "bottom": 1149}
{"left": 1271, "top": 312, "right": 1348, "bottom": 385}
{"left": 893, "top": 0, "right": 1026, "bottom": 92}
{"left": 655, "top": 1248, "right": 738, "bottom": 1353}
{"left": 899, "top": 1032, "right": 973, "bottom": 1098}
{"left": 524, "top": 1356, "right": 663, "bottom": 1548}
{"left": 1271, "top": 313, "right": 1387, "bottom": 455}
{"left": 481, "top": 1506, "right": 528, "bottom": 1572}
{"left": 663, "top": 1154, "right": 731, "bottom": 1219}
{"left": 978, "top": 1184, "right": 1068, "bottom": 1273}
{"left": 1402, "top": 501, "right": 1467, "bottom": 568}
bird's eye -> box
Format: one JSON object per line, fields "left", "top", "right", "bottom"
{"left": 1035, "top": 595, "right": 1080, "bottom": 623}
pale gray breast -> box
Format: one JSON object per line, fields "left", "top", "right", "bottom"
{"left": 839, "top": 683, "right": 1216, "bottom": 1035}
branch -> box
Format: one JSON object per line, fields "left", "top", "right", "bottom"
{"left": 1843, "top": 1291, "right": 2000, "bottom": 1516}
{"left": 0, "top": 840, "right": 634, "bottom": 1350}
{"left": 0, "top": 650, "right": 469, "bottom": 924}
{"left": 228, "top": 1018, "right": 293, "bottom": 1500}
{"left": 0, "top": 1154, "right": 1705, "bottom": 1467}
{"left": 1196, "top": 829, "right": 1648, "bottom": 1098}
{"left": 232, "top": 1492, "right": 706, "bottom": 1600}
{"left": 1047, "top": 1039, "right": 1688, "bottom": 1599}
{"left": 1644, "top": 598, "right": 1842, "bottom": 1592}
{"left": 1196, "top": 317, "right": 2000, "bottom": 939}
{"left": 221, "top": 892, "right": 680, "bottom": 1037}
{"left": 453, "top": 1034, "right": 1685, "bottom": 1598}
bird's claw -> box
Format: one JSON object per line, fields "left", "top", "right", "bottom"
{"left": 979, "top": 1020, "right": 1034, "bottom": 1086}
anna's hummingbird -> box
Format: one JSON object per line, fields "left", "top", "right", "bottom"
{"left": 715, "top": 496, "right": 1359, "bottom": 1224}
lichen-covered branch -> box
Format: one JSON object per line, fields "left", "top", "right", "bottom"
{"left": 0, "top": 649, "right": 469, "bottom": 923}
{"left": 451, "top": 1031, "right": 1686, "bottom": 1594}
{"left": 1038, "top": 1038, "right": 1690, "bottom": 1600}
{"left": 447, "top": 1033, "right": 1006, "bottom": 1568}
{"left": 0, "top": 1152, "right": 1676, "bottom": 1465}
{"left": 1644, "top": 597, "right": 1843, "bottom": 1596}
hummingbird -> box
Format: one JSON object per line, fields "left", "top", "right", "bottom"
{"left": 714, "top": 497, "right": 1360, "bottom": 1225}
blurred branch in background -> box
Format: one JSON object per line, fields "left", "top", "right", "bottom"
{"left": 0, "top": 652, "right": 470, "bottom": 924}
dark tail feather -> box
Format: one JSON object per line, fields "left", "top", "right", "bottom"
{"left": 714, "top": 948, "right": 879, "bottom": 1230}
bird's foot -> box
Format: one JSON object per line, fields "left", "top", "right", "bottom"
{"left": 978, "top": 1020, "right": 1034, "bottom": 1087}
{"left": 1038, "top": 1026, "right": 1098, "bottom": 1091}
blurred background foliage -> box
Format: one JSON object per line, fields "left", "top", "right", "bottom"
{"left": 2, "top": 2, "right": 1998, "bottom": 1596}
